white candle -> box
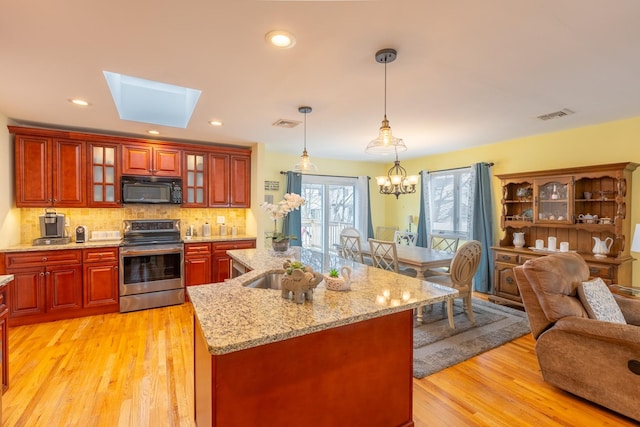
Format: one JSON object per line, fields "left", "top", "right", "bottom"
{"left": 548, "top": 237, "right": 557, "bottom": 251}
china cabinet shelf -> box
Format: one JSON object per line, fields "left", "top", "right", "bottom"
{"left": 492, "top": 162, "right": 638, "bottom": 307}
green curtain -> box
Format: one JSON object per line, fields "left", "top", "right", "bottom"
{"left": 283, "top": 171, "right": 303, "bottom": 246}
{"left": 472, "top": 162, "right": 494, "bottom": 293}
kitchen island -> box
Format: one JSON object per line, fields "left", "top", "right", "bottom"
{"left": 188, "top": 248, "right": 457, "bottom": 427}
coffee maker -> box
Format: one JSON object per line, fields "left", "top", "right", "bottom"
{"left": 33, "top": 209, "right": 71, "bottom": 245}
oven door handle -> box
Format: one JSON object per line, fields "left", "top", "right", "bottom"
{"left": 120, "top": 247, "right": 183, "bottom": 256}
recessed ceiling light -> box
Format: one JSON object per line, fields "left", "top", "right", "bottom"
{"left": 69, "top": 98, "right": 90, "bottom": 107}
{"left": 208, "top": 119, "right": 223, "bottom": 127}
{"left": 147, "top": 130, "right": 160, "bottom": 135}
{"left": 265, "top": 30, "right": 296, "bottom": 49}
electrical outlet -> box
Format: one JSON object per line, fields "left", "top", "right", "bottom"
{"left": 217, "top": 216, "right": 225, "bottom": 224}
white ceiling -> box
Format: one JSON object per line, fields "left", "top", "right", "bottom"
{"left": 2, "top": 0, "right": 640, "bottom": 163}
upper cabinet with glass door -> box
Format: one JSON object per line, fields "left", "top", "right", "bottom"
{"left": 89, "top": 143, "right": 120, "bottom": 207}
{"left": 533, "top": 176, "right": 573, "bottom": 224}
{"left": 183, "top": 152, "right": 207, "bottom": 207}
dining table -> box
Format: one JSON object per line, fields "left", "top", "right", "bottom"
{"left": 358, "top": 241, "right": 454, "bottom": 279}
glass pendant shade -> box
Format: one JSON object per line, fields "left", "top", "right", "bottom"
{"left": 293, "top": 106, "right": 317, "bottom": 173}
{"left": 365, "top": 115, "right": 407, "bottom": 154}
{"left": 294, "top": 149, "right": 317, "bottom": 172}
{"left": 365, "top": 48, "right": 407, "bottom": 155}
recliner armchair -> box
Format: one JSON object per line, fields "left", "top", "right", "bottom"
{"left": 513, "top": 252, "right": 640, "bottom": 422}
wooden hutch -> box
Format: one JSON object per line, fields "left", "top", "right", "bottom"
{"left": 490, "top": 162, "right": 638, "bottom": 308}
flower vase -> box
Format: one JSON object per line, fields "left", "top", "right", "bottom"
{"left": 272, "top": 238, "right": 290, "bottom": 252}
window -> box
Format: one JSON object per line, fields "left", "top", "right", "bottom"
{"left": 300, "top": 175, "right": 368, "bottom": 255}
{"left": 427, "top": 167, "right": 473, "bottom": 240}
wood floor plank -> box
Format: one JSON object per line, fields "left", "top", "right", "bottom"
{"left": 2, "top": 302, "right": 637, "bottom": 426}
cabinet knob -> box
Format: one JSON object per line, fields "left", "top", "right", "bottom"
{"left": 45, "top": 271, "right": 50, "bottom": 276}
{"left": 506, "top": 276, "right": 514, "bottom": 284}
{"left": 501, "top": 255, "right": 510, "bottom": 261}
{"left": 589, "top": 267, "right": 600, "bottom": 274}
{"left": 42, "top": 257, "right": 48, "bottom": 261}
{"left": 40, "top": 272, "right": 45, "bottom": 277}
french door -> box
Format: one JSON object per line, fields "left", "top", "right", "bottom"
{"left": 300, "top": 176, "right": 362, "bottom": 254}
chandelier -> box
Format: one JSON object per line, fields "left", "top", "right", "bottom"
{"left": 375, "top": 148, "right": 419, "bottom": 199}
{"left": 293, "top": 106, "right": 318, "bottom": 173}
{"left": 365, "top": 48, "right": 407, "bottom": 155}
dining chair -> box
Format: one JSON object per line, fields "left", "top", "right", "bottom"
{"left": 339, "top": 227, "right": 364, "bottom": 264}
{"left": 393, "top": 231, "right": 418, "bottom": 246}
{"left": 421, "top": 240, "right": 482, "bottom": 329}
{"left": 423, "top": 235, "right": 461, "bottom": 276}
{"left": 368, "top": 238, "right": 399, "bottom": 273}
{"left": 375, "top": 226, "right": 399, "bottom": 242}
{"left": 430, "top": 235, "right": 460, "bottom": 253}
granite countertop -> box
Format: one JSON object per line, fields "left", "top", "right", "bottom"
{"left": 188, "top": 247, "right": 458, "bottom": 356}
{"left": 2, "top": 234, "right": 257, "bottom": 253}
{"left": 0, "top": 274, "right": 14, "bottom": 287}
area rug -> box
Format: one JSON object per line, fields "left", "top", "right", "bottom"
{"left": 412, "top": 298, "right": 531, "bottom": 378}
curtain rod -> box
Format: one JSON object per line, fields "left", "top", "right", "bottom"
{"left": 280, "top": 171, "right": 370, "bottom": 179}
{"left": 426, "top": 162, "right": 494, "bottom": 174}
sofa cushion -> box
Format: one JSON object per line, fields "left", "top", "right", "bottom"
{"left": 577, "top": 278, "right": 627, "bottom": 324}
{"left": 522, "top": 252, "right": 589, "bottom": 322}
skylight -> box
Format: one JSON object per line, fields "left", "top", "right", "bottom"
{"left": 103, "top": 71, "right": 201, "bottom": 128}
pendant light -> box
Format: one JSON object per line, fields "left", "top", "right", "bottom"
{"left": 365, "top": 48, "right": 407, "bottom": 155}
{"left": 375, "top": 147, "right": 419, "bottom": 199}
{"left": 293, "top": 106, "right": 318, "bottom": 173}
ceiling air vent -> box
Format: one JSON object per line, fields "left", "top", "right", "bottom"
{"left": 272, "top": 119, "right": 301, "bottom": 128}
{"left": 536, "top": 108, "right": 575, "bottom": 121}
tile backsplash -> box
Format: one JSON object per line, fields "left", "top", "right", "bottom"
{"left": 21, "top": 206, "right": 248, "bottom": 243}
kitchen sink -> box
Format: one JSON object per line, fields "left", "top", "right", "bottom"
{"left": 242, "top": 273, "right": 283, "bottom": 290}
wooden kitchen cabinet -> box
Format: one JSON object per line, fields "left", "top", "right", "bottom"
{"left": 82, "top": 248, "right": 119, "bottom": 309}
{"left": 5, "top": 250, "right": 83, "bottom": 326}
{"left": 230, "top": 155, "right": 251, "bottom": 207}
{"left": 122, "top": 143, "right": 182, "bottom": 177}
{"left": 183, "top": 152, "right": 208, "bottom": 207}
{"left": 88, "top": 142, "right": 121, "bottom": 207}
{"left": 492, "top": 162, "right": 637, "bottom": 307}
{"left": 185, "top": 243, "right": 212, "bottom": 288}
{"left": 212, "top": 240, "right": 256, "bottom": 283}
{"left": 14, "top": 134, "right": 86, "bottom": 207}
{"left": 209, "top": 152, "right": 251, "bottom": 208}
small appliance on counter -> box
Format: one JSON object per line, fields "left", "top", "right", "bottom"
{"left": 75, "top": 225, "right": 88, "bottom": 243}
{"left": 33, "top": 209, "right": 71, "bottom": 246}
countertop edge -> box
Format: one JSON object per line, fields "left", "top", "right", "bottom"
{"left": 1, "top": 235, "right": 257, "bottom": 253}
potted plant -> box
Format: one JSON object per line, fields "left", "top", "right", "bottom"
{"left": 281, "top": 260, "right": 322, "bottom": 303}
{"left": 261, "top": 193, "right": 305, "bottom": 252}
{"left": 323, "top": 266, "right": 352, "bottom": 292}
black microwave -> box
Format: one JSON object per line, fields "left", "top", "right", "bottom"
{"left": 121, "top": 176, "right": 182, "bottom": 204}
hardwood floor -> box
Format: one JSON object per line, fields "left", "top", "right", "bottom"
{"left": 3, "top": 303, "right": 636, "bottom": 427}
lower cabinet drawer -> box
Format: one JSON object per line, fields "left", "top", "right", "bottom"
{"left": 6, "top": 250, "right": 82, "bottom": 268}
{"left": 587, "top": 263, "right": 613, "bottom": 280}
{"left": 494, "top": 252, "right": 518, "bottom": 264}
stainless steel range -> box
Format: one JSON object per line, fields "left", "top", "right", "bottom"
{"left": 119, "top": 219, "right": 184, "bottom": 313}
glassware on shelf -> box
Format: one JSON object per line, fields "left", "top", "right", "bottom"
{"left": 551, "top": 184, "right": 560, "bottom": 200}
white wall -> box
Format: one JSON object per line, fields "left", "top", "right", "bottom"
{"left": 0, "top": 114, "right": 20, "bottom": 248}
